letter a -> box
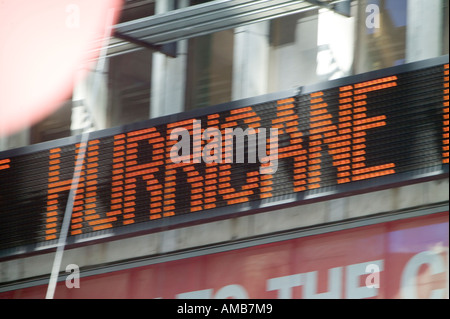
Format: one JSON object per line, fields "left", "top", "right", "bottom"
{"left": 170, "top": 128, "right": 191, "bottom": 163}
{"left": 366, "top": 4, "right": 380, "bottom": 29}
{"left": 65, "top": 264, "right": 80, "bottom": 289}
{"left": 365, "top": 263, "right": 380, "bottom": 289}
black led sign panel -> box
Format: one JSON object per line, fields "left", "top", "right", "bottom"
{"left": 0, "top": 56, "right": 448, "bottom": 257}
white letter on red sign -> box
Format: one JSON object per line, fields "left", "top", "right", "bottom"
{"left": 401, "top": 251, "right": 447, "bottom": 299}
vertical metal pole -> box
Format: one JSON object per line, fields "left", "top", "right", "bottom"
{"left": 45, "top": 7, "right": 117, "bottom": 299}
{"left": 45, "top": 132, "right": 89, "bottom": 299}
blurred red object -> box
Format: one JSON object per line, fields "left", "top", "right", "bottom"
{"left": 0, "top": 0, "right": 123, "bottom": 137}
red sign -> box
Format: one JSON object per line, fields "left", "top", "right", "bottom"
{"left": 1, "top": 211, "right": 448, "bottom": 299}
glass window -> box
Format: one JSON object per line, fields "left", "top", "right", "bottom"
{"left": 355, "top": 0, "right": 418, "bottom": 74}
{"left": 117, "top": 0, "right": 155, "bottom": 23}
{"left": 185, "top": 30, "right": 234, "bottom": 110}
{"left": 107, "top": 49, "right": 152, "bottom": 127}
{"left": 356, "top": 0, "right": 447, "bottom": 73}
{"left": 268, "top": 6, "right": 357, "bottom": 92}
{"left": 268, "top": 10, "right": 320, "bottom": 92}
{"left": 29, "top": 100, "right": 72, "bottom": 144}
{"left": 444, "top": 0, "right": 449, "bottom": 55}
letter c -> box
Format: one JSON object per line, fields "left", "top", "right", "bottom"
{"left": 401, "top": 251, "right": 446, "bottom": 299}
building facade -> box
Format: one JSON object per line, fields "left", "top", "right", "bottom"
{"left": 0, "top": 0, "right": 449, "bottom": 299}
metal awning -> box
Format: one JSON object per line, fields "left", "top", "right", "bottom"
{"left": 93, "top": 0, "right": 351, "bottom": 59}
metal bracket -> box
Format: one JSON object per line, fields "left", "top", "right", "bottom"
{"left": 113, "top": 0, "right": 352, "bottom": 58}
{"left": 305, "top": 0, "right": 351, "bottom": 17}
{"left": 114, "top": 31, "right": 177, "bottom": 58}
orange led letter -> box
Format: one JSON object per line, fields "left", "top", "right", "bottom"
{"left": 308, "top": 76, "right": 397, "bottom": 188}
{"left": 109, "top": 128, "right": 165, "bottom": 223}
{"left": 349, "top": 76, "right": 397, "bottom": 181}
{"left": 0, "top": 158, "right": 10, "bottom": 171}
{"left": 308, "top": 92, "right": 350, "bottom": 188}
{"left": 46, "top": 141, "right": 114, "bottom": 239}
{"left": 219, "top": 106, "right": 272, "bottom": 204}
{"left": 166, "top": 119, "right": 207, "bottom": 215}
{"left": 271, "top": 98, "right": 307, "bottom": 192}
